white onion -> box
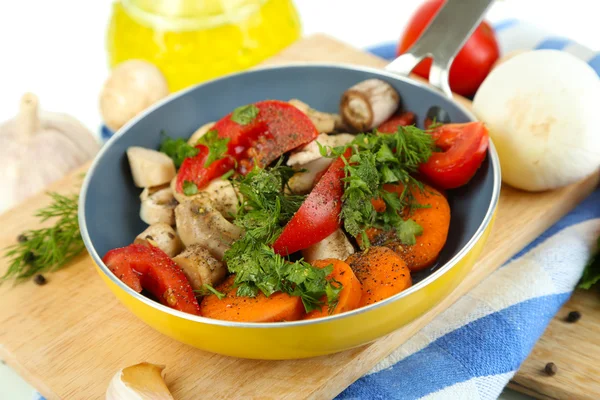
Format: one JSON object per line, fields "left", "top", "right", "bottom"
{"left": 473, "top": 50, "right": 600, "bottom": 191}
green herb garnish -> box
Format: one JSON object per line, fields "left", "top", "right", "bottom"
{"left": 578, "top": 235, "right": 600, "bottom": 290}
{"left": 182, "top": 181, "right": 198, "bottom": 196}
{"left": 223, "top": 161, "right": 341, "bottom": 312}
{"left": 159, "top": 132, "right": 199, "bottom": 168}
{"left": 1, "top": 192, "right": 84, "bottom": 283}
{"left": 231, "top": 104, "right": 259, "bottom": 125}
{"left": 196, "top": 129, "right": 230, "bottom": 167}
{"left": 196, "top": 284, "right": 226, "bottom": 300}
{"left": 322, "top": 125, "right": 434, "bottom": 247}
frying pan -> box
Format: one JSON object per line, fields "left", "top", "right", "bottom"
{"left": 79, "top": 0, "right": 500, "bottom": 359}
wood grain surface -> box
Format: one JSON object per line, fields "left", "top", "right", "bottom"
{"left": 0, "top": 34, "right": 598, "bottom": 400}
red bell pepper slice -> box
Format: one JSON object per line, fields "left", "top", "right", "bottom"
{"left": 377, "top": 112, "right": 417, "bottom": 133}
{"left": 419, "top": 122, "right": 489, "bottom": 189}
{"left": 213, "top": 100, "right": 319, "bottom": 174}
{"left": 175, "top": 144, "right": 235, "bottom": 193}
{"left": 272, "top": 149, "right": 351, "bottom": 256}
{"left": 103, "top": 244, "right": 201, "bottom": 315}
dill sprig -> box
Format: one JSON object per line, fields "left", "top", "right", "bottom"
{"left": 1, "top": 192, "right": 84, "bottom": 283}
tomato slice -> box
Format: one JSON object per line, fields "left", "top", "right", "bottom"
{"left": 213, "top": 100, "right": 319, "bottom": 174}
{"left": 377, "top": 112, "right": 416, "bottom": 133}
{"left": 272, "top": 149, "right": 351, "bottom": 256}
{"left": 419, "top": 122, "right": 489, "bottom": 189}
{"left": 175, "top": 144, "right": 234, "bottom": 193}
{"left": 102, "top": 244, "right": 201, "bottom": 315}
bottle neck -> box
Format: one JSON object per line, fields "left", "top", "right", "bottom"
{"left": 122, "top": 0, "right": 268, "bottom": 31}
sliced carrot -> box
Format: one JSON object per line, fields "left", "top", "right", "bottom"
{"left": 304, "top": 259, "right": 362, "bottom": 320}
{"left": 199, "top": 275, "right": 305, "bottom": 322}
{"left": 360, "top": 183, "right": 450, "bottom": 272}
{"left": 346, "top": 246, "right": 412, "bottom": 307}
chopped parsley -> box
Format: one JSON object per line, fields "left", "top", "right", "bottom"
{"left": 578, "top": 234, "right": 600, "bottom": 290}
{"left": 159, "top": 133, "right": 199, "bottom": 168}
{"left": 195, "top": 284, "right": 226, "bottom": 300}
{"left": 196, "top": 129, "right": 230, "bottom": 167}
{"left": 223, "top": 161, "right": 342, "bottom": 312}
{"left": 182, "top": 181, "right": 198, "bottom": 196}
{"left": 321, "top": 125, "right": 435, "bottom": 248}
{"left": 231, "top": 104, "right": 259, "bottom": 125}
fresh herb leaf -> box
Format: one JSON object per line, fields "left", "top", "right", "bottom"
{"left": 196, "top": 284, "right": 226, "bottom": 300}
{"left": 196, "top": 129, "right": 230, "bottom": 167}
{"left": 1, "top": 192, "right": 84, "bottom": 284}
{"left": 221, "top": 169, "right": 235, "bottom": 181}
{"left": 325, "top": 125, "right": 434, "bottom": 248}
{"left": 578, "top": 235, "right": 600, "bottom": 290}
{"left": 159, "top": 132, "right": 199, "bottom": 168}
{"left": 182, "top": 181, "right": 198, "bottom": 196}
{"left": 223, "top": 161, "right": 341, "bottom": 312}
{"left": 231, "top": 104, "right": 259, "bottom": 125}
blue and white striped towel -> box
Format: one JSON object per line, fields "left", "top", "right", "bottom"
{"left": 35, "top": 20, "right": 600, "bottom": 400}
{"left": 334, "top": 21, "right": 600, "bottom": 400}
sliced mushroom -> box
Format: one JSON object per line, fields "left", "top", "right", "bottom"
{"left": 302, "top": 229, "right": 355, "bottom": 263}
{"left": 340, "top": 79, "right": 400, "bottom": 132}
{"left": 287, "top": 157, "right": 333, "bottom": 194}
{"left": 289, "top": 99, "right": 342, "bottom": 133}
{"left": 287, "top": 133, "right": 355, "bottom": 167}
{"left": 140, "top": 186, "right": 177, "bottom": 225}
{"left": 171, "top": 177, "right": 239, "bottom": 218}
{"left": 134, "top": 223, "right": 183, "bottom": 257}
{"left": 187, "top": 121, "right": 215, "bottom": 146}
{"left": 175, "top": 197, "right": 242, "bottom": 260}
{"left": 172, "top": 244, "right": 227, "bottom": 291}
{"left": 126, "top": 146, "right": 176, "bottom": 188}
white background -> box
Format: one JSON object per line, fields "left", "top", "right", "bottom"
{"left": 0, "top": 0, "right": 597, "bottom": 398}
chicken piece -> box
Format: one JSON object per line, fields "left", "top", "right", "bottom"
{"left": 172, "top": 244, "right": 227, "bottom": 291}
{"left": 287, "top": 133, "right": 355, "bottom": 167}
{"left": 134, "top": 223, "right": 183, "bottom": 257}
{"left": 139, "top": 186, "right": 177, "bottom": 225}
{"left": 187, "top": 121, "right": 215, "bottom": 145}
{"left": 287, "top": 158, "right": 333, "bottom": 194}
{"left": 302, "top": 229, "right": 355, "bottom": 263}
{"left": 126, "top": 146, "right": 176, "bottom": 188}
{"left": 171, "top": 177, "right": 239, "bottom": 218}
{"left": 289, "top": 99, "right": 342, "bottom": 133}
{"left": 175, "top": 197, "right": 242, "bottom": 260}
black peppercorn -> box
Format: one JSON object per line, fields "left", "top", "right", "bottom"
{"left": 566, "top": 311, "right": 581, "bottom": 323}
{"left": 17, "top": 234, "right": 28, "bottom": 243}
{"left": 23, "top": 251, "right": 36, "bottom": 263}
{"left": 33, "top": 274, "right": 47, "bottom": 286}
{"left": 544, "top": 362, "right": 557, "bottom": 376}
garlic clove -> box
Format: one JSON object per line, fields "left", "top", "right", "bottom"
{"left": 106, "top": 362, "right": 174, "bottom": 400}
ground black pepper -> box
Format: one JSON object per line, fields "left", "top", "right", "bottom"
{"left": 544, "top": 362, "right": 557, "bottom": 376}
{"left": 34, "top": 274, "right": 47, "bottom": 286}
{"left": 17, "top": 234, "right": 28, "bottom": 243}
{"left": 566, "top": 311, "right": 581, "bottom": 323}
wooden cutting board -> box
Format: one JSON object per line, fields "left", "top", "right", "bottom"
{"left": 0, "top": 35, "right": 598, "bottom": 400}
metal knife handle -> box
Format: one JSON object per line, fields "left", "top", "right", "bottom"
{"left": 385, "top": 0, "right": 495, "bottom": 98}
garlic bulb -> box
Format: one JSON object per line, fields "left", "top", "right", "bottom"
{"left": 473, "top": 50, "right": 600, "bottom": 191}
{"left": 106, "top": 362, "right": 174, "bottom": 400}
{"left": 0, "top": 93, "right": 100, "bottom": 213}
{"left": 100, "top": 60, "right": 170, "bottom": 132}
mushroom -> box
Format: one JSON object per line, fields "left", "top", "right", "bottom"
{"left": 171, "top": 177, "right": 239, "bottom": 218}
{"left": 100, "top": 60, "right": 170, "bottom": 132}
{"left": 288, "top": 99, "right": 344, "bottom": 133}
{"left": 0, "top": 93, "right": 100, "bottom": 213}
{"left": 187, "top": 121, "right": 215, "bottom": 145}
{"left": 302, "top": 229, "right": 355, "bottom": 263}
{"left": 340, "top": 79, "right": 400, "bottom": 132}
{"left": 175, "top": 197, "right": 242, "bottom": 260}
{"left": 172, "top": 244, "right": 227, "bottom": 290}
{"left": 140, "top": 186, "right": 177, "bottom": 225}
{"left": 127, "top": 146, "right": 176, "bottom": 188}
{"left": 134, "top": 223, "right": 183, "bottom": 257}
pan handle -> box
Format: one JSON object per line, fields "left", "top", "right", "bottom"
{"left": 385, "top": 0, "right": 495, "bottom": 98}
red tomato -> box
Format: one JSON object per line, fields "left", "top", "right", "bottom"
{"left": 419, "top": 122, "right": 489, "bottom": 189}
{"left": 378, "top": 112, "right": 417, "bottom": 133}
{"left": 397, "top": 0, "right": 499, "bottom": 97}
{"left": 176, "top": 144, "right": 235, "bottom": 193}
{"left": 213, "top": 100, "right": 319, "bottom": 174}
{"left": 272, "top": 149, "right": 351, "bottom": 256}
{"left": 103, "top": 244, "right": 201, "bottom": 315}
